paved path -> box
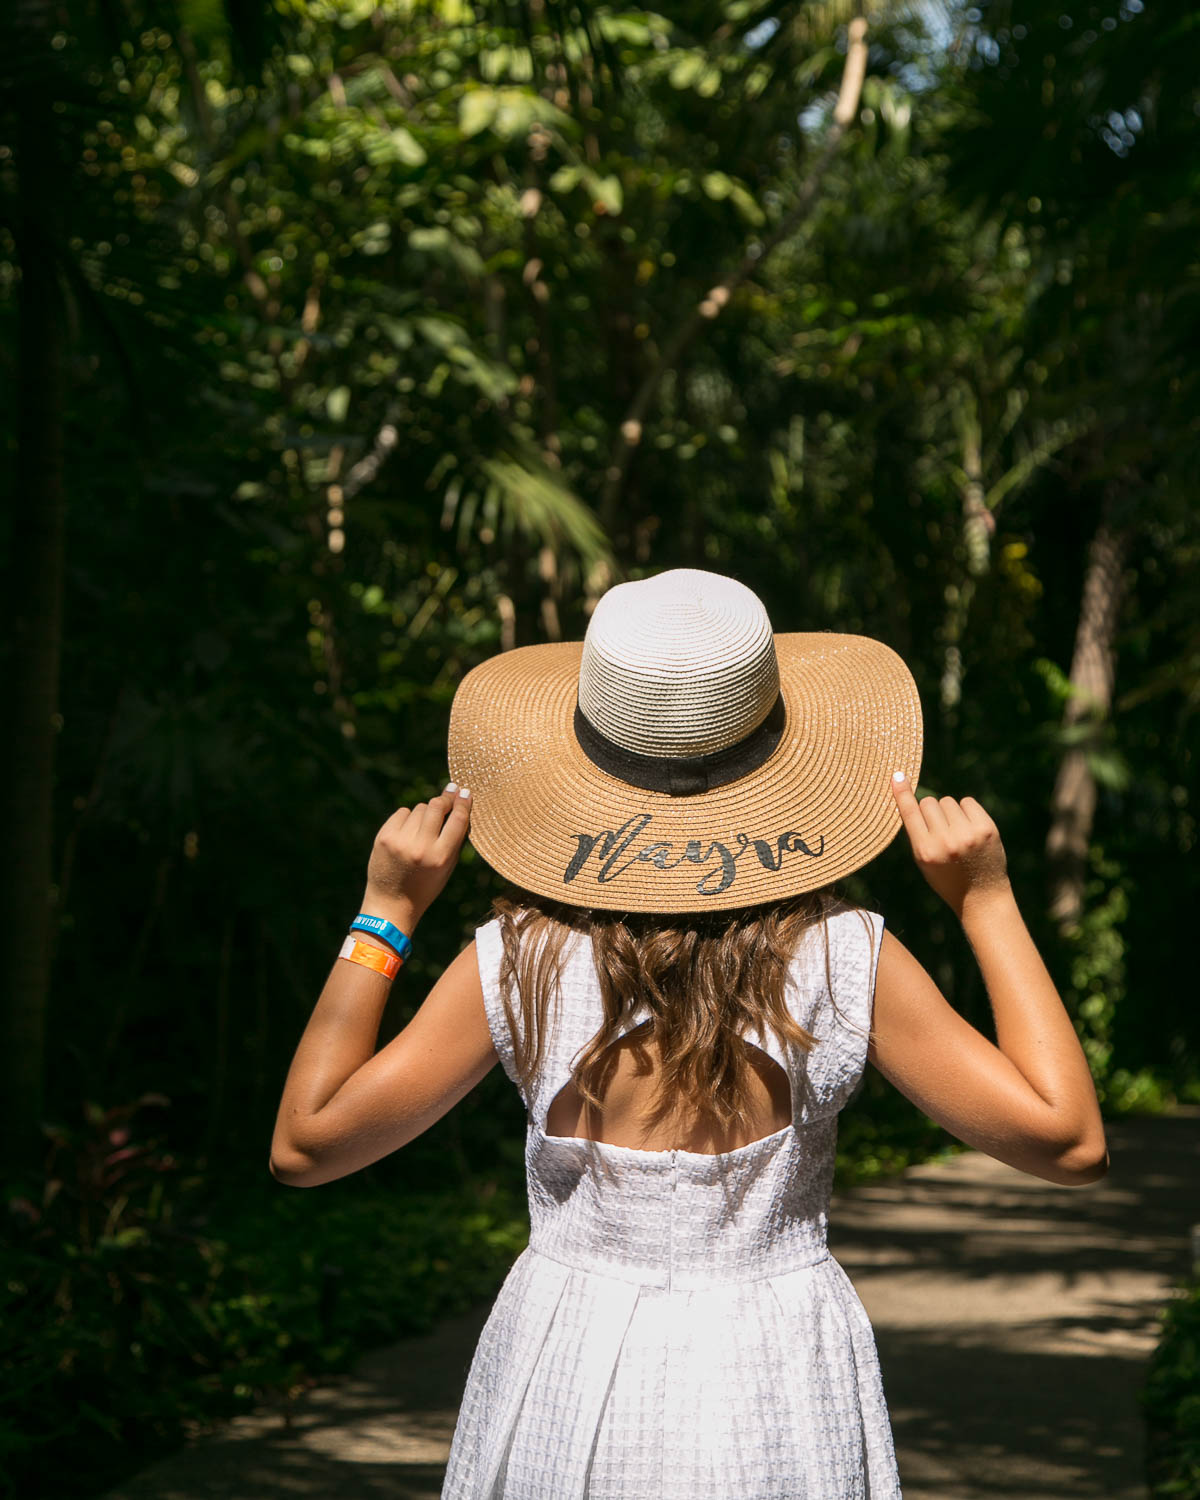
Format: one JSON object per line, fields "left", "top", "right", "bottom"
{"left": 830, "top": 1108, "right": 1198, "bottom": 1498}
{"left": 104, "top": 1110, "right": 1199, "bottom": 1500}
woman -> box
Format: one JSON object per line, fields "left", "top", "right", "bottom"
{"left": 270, "top": 568, "right": 1108, "bottom": 1499}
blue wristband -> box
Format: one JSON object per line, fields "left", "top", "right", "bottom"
{"left": 350, "top": 913, "right": 413, "bottom": 961}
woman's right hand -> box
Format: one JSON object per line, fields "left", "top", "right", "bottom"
{"left": 889, "top": 772, "right": 1011, "bottom": 919}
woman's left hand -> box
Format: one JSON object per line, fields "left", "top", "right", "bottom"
{"left": 360, "top": 783, "right": 472, "bottom": 936}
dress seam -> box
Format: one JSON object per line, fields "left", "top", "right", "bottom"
{"left": 523, "top": 1241, "right": 833, "bottom": 1288}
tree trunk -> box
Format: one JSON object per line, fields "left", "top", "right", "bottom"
{"left": 1, "top": 92, "right": 68, "bottom": 1169}
{"left": 938, "top": 386, "right": 998, "bottom": 770}
{"left": 1044, "top": 503, "right": 1130, "bottom": 931}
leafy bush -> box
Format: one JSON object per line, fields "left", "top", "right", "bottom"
{"left": 0, "top": 1095, "right": 527, "bottom": 1500}
{"left": 1142, "top": 1274, "right": 1200, "bottom": 1499}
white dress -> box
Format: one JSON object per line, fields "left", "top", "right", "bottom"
{"left": 441, "top": 905, "right": 903, "bottom": 1499}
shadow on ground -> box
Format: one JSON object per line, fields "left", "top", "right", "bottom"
{"left": 104, "top": 1302, "right": 492, "bottom": 1500}
{"left": 832, "top": 1110, "right": 1199, "bottom": 1499}
{"left": 103, "top": 1110, "right": 1198, "bottom": 1500}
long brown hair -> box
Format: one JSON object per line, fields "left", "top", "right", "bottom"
{"left": 492, "top": 882, "right": 873, "bottom": 1139}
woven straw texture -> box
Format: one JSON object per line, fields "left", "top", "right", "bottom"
{"left": 447, "top": 629, "right": 922, "bottom": 913}
{"left": 440, "top": 907, "right": 903, "bottom": 1499}
{"left": 577, "top": 571, "right": 780, "bottom": 757}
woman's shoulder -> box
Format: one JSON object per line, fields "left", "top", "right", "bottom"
{"left": 472, "top": 907, "right": 593, "bottom": 981}
{"left": 786, "top": 899, "right": 884, "bottom": 1003}
{"left": 795, "top": 897, "right": 883, "bottom": 951}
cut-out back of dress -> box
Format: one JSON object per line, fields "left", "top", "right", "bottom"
{"left": 543, "top": 1023, "right": 794, "bottom": 1155}
{"left": 477, "top": 903, "right": 883, "bottom": 1147}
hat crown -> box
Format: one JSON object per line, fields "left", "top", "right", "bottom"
{"left": 578, "top": 569, "right": 781, "bottom": 758}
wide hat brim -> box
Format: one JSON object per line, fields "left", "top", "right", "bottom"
{"left": 447, "top": 631, "right": 922, "bottom": 914}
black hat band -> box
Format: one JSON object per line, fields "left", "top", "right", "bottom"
{"left": 573, "top": 693, "right": 786, "bottom": 797}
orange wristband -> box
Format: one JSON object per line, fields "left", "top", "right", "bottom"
{"left": 338, "top": 934, "right": 402, "bottom": 981}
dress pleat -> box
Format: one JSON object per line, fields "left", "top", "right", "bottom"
{"left": 453, "top": 1250, "right": 571, "bottom": 1496}
{"left": 500, "top": 1259, "right": 643, "bottom": 1498}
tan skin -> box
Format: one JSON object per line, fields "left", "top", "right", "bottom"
{"left": 270, "top": 774, "right": 1109, "bottom": 1189}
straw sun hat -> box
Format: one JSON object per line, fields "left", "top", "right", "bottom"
{"left": 447, "top": 568, "right": 923, "bottom": 914}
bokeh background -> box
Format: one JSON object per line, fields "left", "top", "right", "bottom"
{"left": 1, "top": 1, "right": 1197, "bottom": 1495}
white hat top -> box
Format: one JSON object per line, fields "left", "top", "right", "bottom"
{"left": 577, "top": 568, "right": 781, "bottom": 760}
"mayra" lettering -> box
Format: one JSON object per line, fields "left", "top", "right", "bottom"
{"left": 563, "top": 814, "right": 825, "bottom": 896}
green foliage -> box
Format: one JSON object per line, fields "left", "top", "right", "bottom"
{"left": 1063, "top": 842, "right": 1130, "bottom": 1090}
{"left": 1061, "top": 843, "right": 1182, "bottom": 1115}
{"left": 0, "top": 1094, "right": 527, "bottom": 1500}
{"left": 1142, "top": 1275, "right": 1200, "bottom": 1499}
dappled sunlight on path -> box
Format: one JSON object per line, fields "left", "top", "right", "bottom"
{"left": 103, "top": 1110, "right": 1198, "bottom": 1500}
{"left": 831, "top": 1109, "right": 1199, "bottom": 1498}
{"left": 103, "top": 1304, "right": 492, "bottom": 1500}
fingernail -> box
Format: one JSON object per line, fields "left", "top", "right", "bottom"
{"left": 459, "top": 787, "right": 471, "bottom": 798}
{"left": 892, "top": 771, "right": 906, "bottom": 783}
{"left": 444, "top": 782, "right": 459, "bottom": 795}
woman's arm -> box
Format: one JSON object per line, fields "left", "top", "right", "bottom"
{"left": 269, "top": 784, "right": 498, "bottom": 1188}
{"left": 269, "top": 938, "right": 497, "bottom": 1187}
{"left": 868, "top": 775, "right": 1108, "bottom": 1187}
